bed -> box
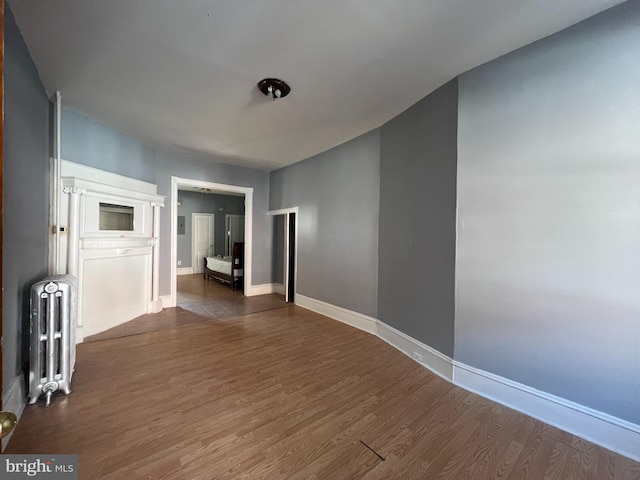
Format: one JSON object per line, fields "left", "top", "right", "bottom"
{"left": 203, "top": 242, "right": 244, "bottom": 291}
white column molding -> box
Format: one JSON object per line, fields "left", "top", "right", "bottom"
{"left": 149, "top": 201, "right": 163, "bottom": 313}
{"left": 65, "top": 186, "right": 85, "bottom": 280}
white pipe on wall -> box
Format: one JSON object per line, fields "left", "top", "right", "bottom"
{"left": 52, "top": 91, "right": 62, "bottom": 273}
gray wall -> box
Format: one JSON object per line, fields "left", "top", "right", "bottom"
{"left": 61, "top": 109, "right": 272, "bottom": 290}
{"left": 378, "top": 80, "right": 458, "bottom": 357}
{"left": 456, "top": 0, "right": 640, "bottom": 424}
{"left": 270, "top": 130, "right": 380, "bottom": 317}
{"left": 177, "top": 191, "right": 245, "bottom": 267}
{"left": 3, "top": 5, "right": 51, "bottom": 391}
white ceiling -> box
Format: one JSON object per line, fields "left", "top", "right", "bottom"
{"left": 9, "top": 0, "right": 625, "bottom": 171}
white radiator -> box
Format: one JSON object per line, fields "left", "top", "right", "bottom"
{"left": 29, "top": 275, "right": 77, "bottom": 406}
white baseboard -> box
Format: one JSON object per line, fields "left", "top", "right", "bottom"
{"left": 177, "top": 267, "right": 194, "bottom": 275}
{"left": 295, "top": 294, "right": 377, "bottom": 334}
{"left": 376, "top": 320, "right": 453, "bottom": 381}
{"left": 160, "top": 295, "right": 174, "bottom": 308}
{"left": 246, "top": 283, "right": 281, "bottom": 296}
{"left": 453, "top": 362, "right": 640, "bottom": 461}
{"left": 2, "top": 374, "right": 26, "bottom": 451}
{"left": 148, "top": 299, "right": 163, "bottom": 313}
{"left": 76, "top": 327, "right": 85, "bottom": 344}
{"left": 294, "top": 294, "right": 640, "bottom": 461}
{"left": 273, "top": 283, "right": 285, "bottom": 295}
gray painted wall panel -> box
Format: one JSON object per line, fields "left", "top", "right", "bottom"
{"left": 177, "top": 191, "right": 245, "bottom": 267}
{"left": 61, "top": 109, "right": 272, "bottom": 290}
{"left": 3, "top": 6, "right": 51, "bottom": 390}
{"left": 270, "top": 130, "right": 380, "bottom": 317}
{"left": 378, "top": 80, "right": 458, "bottom": 357}
{"left": 456, "top": 1, "right": 640, "bottom": 423}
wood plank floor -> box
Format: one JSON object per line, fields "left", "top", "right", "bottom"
{"left": 7, "top": 305, "right": 638, "bottom": 479}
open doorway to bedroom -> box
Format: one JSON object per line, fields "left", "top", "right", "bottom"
{"left": 170, "top": 177, "right": 254, "bottom": 308}
{"left": 174, "top": 185, "right": 248, "bottom": 315}
{"left": 175, "top": 188, "right": 245, "bottom": 277}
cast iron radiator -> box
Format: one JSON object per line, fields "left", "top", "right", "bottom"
{"left": 29, "top": 275, "right": 77, "bottom": 406}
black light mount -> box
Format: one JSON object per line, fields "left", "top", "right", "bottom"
{"left": 257, "top": 78, "right": 291, "bottom": 100}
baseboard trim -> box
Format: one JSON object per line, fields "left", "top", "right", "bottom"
{"left": 295, "top": 294, "right": 377, "bottom": 334}
{"left": 376, "top": 320, "right": 453, "bottom": 381}
{"left": 177, "top": 267, "right": 194, "bottom": 275}
{"left": 294, "top": 294, "right": 640, "bottom": 461}
{"left": 2, "top": 374, "right": 26, "bottom": 451}
{"left": 148, "top": 299, "right": 163, "bottom": 313}
{"left": 273, "top": 283, "right": 285, "bottom": 295}
{"left": 453, "top": 362, "right": 640, "bottom": 461}
{"left": 246, "top": 283, "right": 277, "bottom": 296}
{"left": 160, "top": 295, "right": 174, "bottom": 308}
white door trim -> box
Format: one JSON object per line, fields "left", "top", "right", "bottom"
{"left": 268, "top": 207, "right": 298, "bottom": 302}
{"left": 170, "top": 177, "right": 253, "bottom": 306}
{"left": 192, "top": 213, "right": 214, "bottom": 274}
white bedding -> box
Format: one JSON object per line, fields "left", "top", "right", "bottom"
{"left": 205, "top": 256, "right": 232, "bottom": 275}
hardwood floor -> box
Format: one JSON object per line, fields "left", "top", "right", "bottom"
{"left": 85, "top": 274, "right": 286, "bottom": 342}
{"left": 8, "top": 305, "right": 638, "bottom": 479}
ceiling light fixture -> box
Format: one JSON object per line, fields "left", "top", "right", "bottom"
{"left": 257, "top": 78, "right": 291, "bottom": 101}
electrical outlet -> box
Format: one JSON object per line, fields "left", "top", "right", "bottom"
{"left": 177, "top": 260, "right": 182, "bottom": 266}
{"left": 412, "top": 352, "right": 423, "bottom": 363}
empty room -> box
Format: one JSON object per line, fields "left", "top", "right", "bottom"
{"left": 1, "top": 0, "right": 639, "bottom": 478}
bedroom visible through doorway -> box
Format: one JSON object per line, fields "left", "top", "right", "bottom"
{"left": 170, "top": 177, "right": 254, "bottom": 307}
{"left": 177, "top": 188, "right": 245, "bottom": 277}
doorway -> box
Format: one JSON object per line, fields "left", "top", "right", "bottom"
{"left": 192, "top": 213, "right": 214, "bottom": 274}
{"left": 170, "top": 177, "right": 253, "bottom": 307}
{"left": 270, "top": 207, "right": 298, "bottom": 303}
{"left": 287, "top": 212, "right": 296, "bottom": 302}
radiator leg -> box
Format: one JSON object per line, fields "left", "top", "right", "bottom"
{"left": 43, "top": 381, "right": 58, "bottom": 407}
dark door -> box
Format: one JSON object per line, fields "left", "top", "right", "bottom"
{"left": 287, "top": 213, "right": 295, "bottom": 303}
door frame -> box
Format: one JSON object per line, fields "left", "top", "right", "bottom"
{"left": 170, "top": 177, "right": 253, "bottom": 306}
{"left": 225, "top": 214, "right": 244, "bottom": 256}
{"left": 269, "top": 207, "right": 298, "bottom": 303}
{"left": 1, "top": 0, "right": 4, "bottom": 413}
{"left": 191, "top": 213, "right": 214, "bottom": 274}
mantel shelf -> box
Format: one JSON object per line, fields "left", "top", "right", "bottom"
{"left": 62, "top": 176, "right": 165, "bottom": 206}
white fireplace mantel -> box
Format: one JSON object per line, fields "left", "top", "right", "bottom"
{"left": 57, "top": 161, "right": 165, "bottom": 343}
